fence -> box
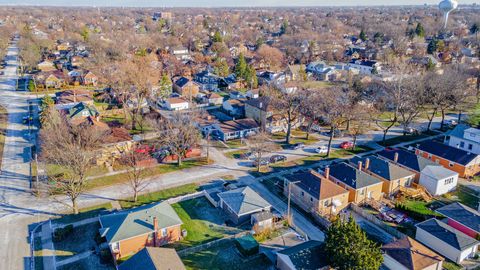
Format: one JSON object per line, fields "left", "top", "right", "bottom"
{"left": 166, "top": 191, "right": 206, "bottom": 204}
{"left": 177, "top": 231, "right": 250, "bottom": 257}
{"left": 350, "top": 203, "right": 406, "bottom": 240}
{"left": 311, "top": 212, "right": 332, "bottom": 230}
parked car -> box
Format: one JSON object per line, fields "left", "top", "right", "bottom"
{"left": 443, "top": 119, "right": 457, "bottom": 126}
{"left": 315, "top": 146, "right": 328, "bottom": 154}
{"left": 404, "top": 127, "right": 419, "bottom": 135}
{"left": 323, "top": 129, "right": 344, "bottom": 138}
{"left": 339, "top": 141, "right": 353, "bottom": 149}
{"left": 252, "top": 158, "right": 270, "bottom": 167}
{"left": 270, "top": 155, "right": 287, "bottom": 163}
{"left": 290, "top": 143, "right": 305, "bottom": 150}
{"left": 240, "top": 152, "right": 256, "bottom": 160}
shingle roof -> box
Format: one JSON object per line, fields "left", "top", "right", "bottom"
{"left": 218, "top": 118, "right": 259, "bottom": 133}
{"left": 351, "top": 156, "right": 415, "bottom": 181}
{"left": 329, "top": 162, "right": 382, "bottom": 189}
{"left": 416, "top": 219, "right": 479, "bottom": 250}
{"left": 278, "top": 241, "right": 329, "bottom": 269}
{"left": 382, "top": 237, "right": 443, "bottom": 270}
{"left": 118, "top": 247, "right": 186, "bottom": 270}
{"left": 421, "top": 165, "right": 458, "bottom": 180}
{"left": 218, "top": 186, "right": 271, "bottom": 216}
{"left": 99, "top": 201, "right": 182, "bottom": 244}
{"left": 67, "top": 102, "right": 98, "bottom": 119}
{"left": 377, "top": 149, "right": 436, "bottom": 173}
{"left": 416, "top": 140, "right": 478, "bottom": 166}
{"left": 244, "top": 96, "right": 271, "bottom": 111}
{"left": 174, "top": 77, "right": 190, "bottom": 88}
{"left": 436, "top": 202, "right": 480, "bottom": 233}
{"left": 285, "top": 171, "right": 348, "bottom": 200}
{"left": 446, "top": 124, "right": 469, "bottom": 140}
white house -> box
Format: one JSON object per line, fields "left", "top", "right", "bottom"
{"left": 419, "top": 165, "right": 458, "bottom": 196}
{"left": 348, "top": 59, "right": 381, "bottom": 75}
{"left": 415, "top": 219, "right": 479, "bottom": 264}
{"left": 171, "top": 47, "right": 190, "bottom": 61}
{"left": 445, "top": 125, "right": 480, "bottom": 155}
{"left": 164, "top": 97, "right": 189, "bottom": 111}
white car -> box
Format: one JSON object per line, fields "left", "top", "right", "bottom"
{"left": 315, "top": 146, "right": 328, "bottom": 154}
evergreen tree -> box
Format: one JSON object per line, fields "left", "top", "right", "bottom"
{"left": 80, "top": 26, "right": 90, "bottom": 42}
{"left": 212, "top": 30, "right": 223, "bottom": 43}
{"left": 373, "top": 32, "right": 384, "bottom": 44}
{"left": 415, "top": 23, "right": 425, "bottom": 37}
{"left": 39, "top": 95, "right": 54, "bottom": 127}
{"left": 213, "top": 57, "right": 229, "bottom": 77}
{"left": 325, "top": 216, "right": 383, "bottom": 270}
{"left": 359, "top": 30, "right": 367, "bottom": 41}
{"left": 470, "top": 23, "right": 479, "bottom": 41}
{"left": 245, "top": 65, "right": 258, "bottom": 88}
{"left": 281, "top": 19, "right": 289, "bottom": 34}
{"left": 426, "top": 58, "right": 436, "bottom": 70}
{"left": 256, "top": 37, "right": 264, "bottom": 49}
{"left": 235, "top": 53, "right": 247, "bottom": 79}
{"left": 427, "top": 39, "right": 438, "bottom": 54}
{"left": 158, "top": 74, "right": 172, "bottom": 100}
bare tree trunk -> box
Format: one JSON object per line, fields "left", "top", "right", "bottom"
{"left": 458, "top": 110, "right": 462, "bottom": 124}
{"left": 305, "top": 121, "right": 313, "bottom": 140}
{"left": 352, "top": 135, "right": 357, "bottom": 151}
{"left": 327, "top": 126, "right": 334, "bottom": 157}
{"left": 257, "top": 152, "right": 262, "bottom": 172}
{"left": 72, "top": 197, "right": 78, "bottom": 214}
{"left": 177, "top": 155, "right": 182, "bottom": 166}
{"left": 133, "top": 190, "right": 138, "bottom": 202}
{"left": 440, "top": 109, "right": 446, "bottom": 130}
{"left": 286, "top": 121, "right": 292, "bottom": 145}
{"left": 426, "top": 108, "right": 437, "bottom": 131}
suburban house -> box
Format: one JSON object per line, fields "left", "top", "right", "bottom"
{"left": 276, "top": 241, "right": 329, "bottom": 270}
{"left": 418, "top": 165, "right": 458, "bottom": 196}
{"left": 222, "top": 98, "right": 246, "bottom": 117}
{"left": 251, "top": 211, "right": 274, "bottom": 230}
{"left": 415, "top": 218, "right": 479, "bottom": 264}
{"left": 37, "top": 60, "right": 56, "bottom": 72}
{"left": 64, "top": 102, "right": 99, "bottom": 123}
{"left": 415, "top": 140, "right": 480, "bottom": 178}
{"left": 246, "top": 89, "right": 260, "bottom": 99}
{"left": 350, "top": 156, "right": 415, "bottom": 195}
{"left": 381, "top": 237, "right": 444, "bottom": 270}
{"left": 284, "top": 170, "right": 350, "bottom": 216}
{"left": 55, "top": 89, "right": 94, "bottom": 106}
{"left": 203, "top": 92, "right": 223, "bottom": 105}
{"left": 327, "top": 162, "right": 384, "bottom": 204}
{"left": 163, "top": 97, "right": 189, "bottom": 111}
{"left": 83, "top": 71, "right": 98, "bottom": 86}
{"left": 244, "top": 96, "right": 291, "bottom": 133}
{"left": 306, "top": 61, "right": 340, "bottom": 81}
{"left": 118, "top": 247, "right": 186, "bottom": 270}
{"left": 171, "top": 47, "right": 190, "bottom": 61}
{"left": 436, "top": 202, "right": 480, "bottom": 239}
{"left": 213, "top": 118, "right": 259, "bottom": 141}
{"left": 36, "top": 71, "right": 65, "bottom": 89}
{"left": 99, "top": 201, "right": 183, "bottom": 261}
{"left": 445, "top": 125, "right": 480, "bottom": 155}
{"left": 194, "top": 70, "right": 220, "bottom": 92}
{"left": 348, "top": 59, "right": 381, "bottom": 75}
{"left": 217, "top": 186, "right": 272, "bottom": 224}
{"left": 173, "top": 77, "right": 200, "bottom": 98}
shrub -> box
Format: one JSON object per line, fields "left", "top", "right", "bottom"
{"left": 52, "top": 224, "right": 74, "bottom": 242}
{"left": 99, "top": 248, "right": 113, "bottom": 264}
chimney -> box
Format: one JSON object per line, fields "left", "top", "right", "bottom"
{"left": 365, "top": 158, "right": 370, "bottom": 171}
{"left": 394, "top": 152, "right": 399, "bottom": 163}
{"left": 358, "top": 161, "right": 363, "bottom": 171}
{"left": 153, "top": 217, "right": 158, "bottom": 246}
{"left": 324, "top": 167, "right": 330, "bottom": 180}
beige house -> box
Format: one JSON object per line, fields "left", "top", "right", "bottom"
{"left": 284, "top": 170, "right": 350, "bottom": 216}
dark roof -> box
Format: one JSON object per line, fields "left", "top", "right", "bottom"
{"left": 278, "top": 241, "right": 329, "bottom": 269}
{"left": 118, "top": 247, "right": 186, "bottom": 270}
{"left": 245, "top": 96, "right": 271, "bottom": 112}
{"left": 174, "top": 76, "right": 190, "bottom": 88}
{"left": 329, "top": 162, "right": 382, "bottom": 189}
{"left": 436, "top": 202, "right": 480, "bottom": 233}
{"left": 218, "top": 186, "right": 271, "bottom": 216}
{"left": 416, "top": 140, "right": 478, "bottom": 166}
{"left": 377, "top": 149, "right": 436, "bottom": 172}
{"left": 218, "top": 118, "right": 259, "bottom": 133}
{"left": 382, "top": 237, "right": 443, "bottom": 270}
{"left": 416, "top": 219, "right": 479, "bottom": 250}
{"left": 349, "top": 59, "right": 377, "bottom": 67}
{"left": 351, "top": 156, "right": 415, "bottom": 181}
{"left": 285, "top": 171, "right": 348, "bottom": 200}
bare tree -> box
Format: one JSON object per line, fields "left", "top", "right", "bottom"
{"left": 397, "top": 77, "right": 425, "bottom": 135}
{"left": 151, "top": 113, "right": 201, "bottom": 166}
{"left": 40, "top": 111, "right": 105, "bottom": 214}
{"left": 299, "top": 90, "right": 323, "bottom": 140}
{"left": 269, "top": 89, "right": 303, "bottom": 145}
{"left": 119, "top": 146, "right": 150, "bottom": 202}
{"left": 247, "top": 132, "right": 275, "bottom": 172}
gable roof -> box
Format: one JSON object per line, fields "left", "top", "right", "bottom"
{"left": 118, "top": 247, "right": 186, "bottom": 270}
{"left": 377, "top": 149, "right": 436, "bottom": 173}
{"left": 421, "top": 165, "right": 458, "bottom": 180}
{"left": 174, "top": 77, "right": 191, "bottom": 88}
{"left": 278, "top": 241, "right": 329, "bottom": 269}
{"left": 416, "top": 140, "right": 478, "bottom": 166}
{"left": 67, "top": 102, "right": 98, "bottom": 119}
{"left": 285, "top": 171, "right": 348, "bottom": 200}
{"left": 329, "top": 162, "right": 382, "bottom": 189}
{"left": 351, "top": 156, "right": 415, "bottom": 181}
{"left": 245, "top": 96, "right": 271, "bottom": 112}
{"left": 436, "top": 202, "right": 480, "bottom": 234}
{"left": 382, "top": 237, "right": 444, "bottom": 270}
{"left": 99, "top": 201, "right": 182, "bottom": 244}
{"left": 218, "top": 186, "right": 271, "bottom": 216}
{"left": 218, "top": 118, "right": 259, "bottom": 133}
{"left": 416, "top": 219, "right": 479, "bottom": 250}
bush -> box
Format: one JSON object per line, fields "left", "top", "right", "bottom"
{"left": 99, "top": 248, "right": 113, "bottom": 264}
{"left": 52, "top": 224, "right": 74, "bottom": 242}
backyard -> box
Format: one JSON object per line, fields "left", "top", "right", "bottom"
{"left": 181, "top": 240, "right": 273, "bottom": 270}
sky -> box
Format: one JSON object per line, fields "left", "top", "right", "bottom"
{"left": 0, "top": 0, "right": 478, "bottom": 7}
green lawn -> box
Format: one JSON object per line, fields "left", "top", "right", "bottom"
{"left": 272, "top": 130, "right": 319, "bottom": 146}
{"left": 442, "top": 261, "right": 463, "bottom": 270}
{"left": 395, "top": 199, "right": 443, "bottom": 221}
{"left": 46, "top": 164, "right": 109, "bottom": 178}
{"left": 224, "top": 149, "right": 248, "bottom": 159}
{"left": 53, "top": 202, "right": 113, "bottom": 225}
{"left": 225, "top": 139, "right": 245, "bottom": 148}
{"left": 181, "top": 240, "right": 273, "bottom": 270}
{"left": 170, "top": 197, "right": 234, "bottom": 250}
{"left": 119, "top": 183, "right": 199, "bottom": 209}
{"left": 444, "top": 185, "right": 479, "bottom": 209}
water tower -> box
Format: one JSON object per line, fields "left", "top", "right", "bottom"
{"left": 439, "top": 0, "right": 458, "bottom": 29}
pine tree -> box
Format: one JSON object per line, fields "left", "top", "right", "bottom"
{"left": 415, "top": 23, "right": 425, "bottom": 37}
{"left": 213, "top": 58, "right": 229, "bottom": 77}
{"left": 158, "top": 74, "right": 172, "bottom": 100}
{"left": 359, "top": 30, "right": 367, "bottom": 41}
{"left": 281, "top": 19, "right": 289, "bottom": 34}
{"left": 39, "top": 95, "right": 55, "bottom": 127}
{"left": 245, "top": 65, "right": 258, "bottom": 88}
{"left": 427, "top": 39, "right": 437, "bottom": 54}
{"left": 235, "top": 53, "right": 247, "bottom": 79}
{"left": 212, "top": 30, "right": 223, "bottom": 43}
{"left": 325, "top": 216, "right": 383, "bottom": 270}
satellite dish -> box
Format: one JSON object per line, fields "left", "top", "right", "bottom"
{"left": 439, "top": 0, "right": 458, "bottom": 29}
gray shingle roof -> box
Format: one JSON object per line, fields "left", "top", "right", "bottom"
{"left": 416, "top": 140, "right": 478, "bottom": 166}
{"left": 329, "top": 162, "right": 383, "bottom": 189}
{"left": 421, "top": 165, "right": 458, "bottom": 180}
{"left": 218, "top": 186, "right": 271, "bottom": 216}
{"left": 278, "top": 240, "right": 329, "bottom": 269}
{"left": 99, "top": 201, "right": 182, "bottom": 244}
{"left": 118, "top": 247, "right": 186, "bottom": 270}
{"left": 416, "top": 219, "right": 479, "bottom": 250}
{"left": 351, "top": 156, "right": 415, "bottom": 181}
{"left": 436, "top": 202, "right": 480, "bottom": 234}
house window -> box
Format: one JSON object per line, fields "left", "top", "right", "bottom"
{"left": 468, "top": 144, "right": 473, "bottom": 150}
{"left": 112, "top": 242, "right": 119, "bottom": 251}
{"left": 161, "top": 228, "right": 167, "bottom": 236}
{"left": 428, "top": 154, "right": 432, "bottom": 158}
{"left": 460, "top": 142, "right": 465, "bottom": 148}
{"left": 449, "top": 162, "right": 454, "bottom": 167}
{"left": 301, "top": 191, "right": 304, "bottom": 197}
{"left": 324, "top": 200, "right": 329, "bottom": 207}
{"left": 310, "top": 197, "right": 314, "bottom": 202}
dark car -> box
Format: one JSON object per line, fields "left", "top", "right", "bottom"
{"left": 291, "top": 143, "right": 305, "bottom": 150}
{"left": 270, "top": 155, "right": 287, "bottom": 163}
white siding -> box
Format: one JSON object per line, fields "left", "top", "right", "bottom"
{"left": 382, "top": 254, "right": 409, "bottom": 270}
{"left": 419, "top": 172, "right": 458, "bottom": 196}
{"left": 448, "top": 137, "right": 480, "bottom": 155}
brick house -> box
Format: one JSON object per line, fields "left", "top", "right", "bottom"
{"left": 173, "top": 77, "right": 200, "bottom": 98}
{"left": 436, "top": 202, "right": 480, "bottom": 239}
{"left": 327, "top": 162, "right": 384, "bottom": 204}
{"left": 415, "top": 140, "right": 480, "bottom": 178}
{"left": 350, "top": 156, "right": 415, "bottom": 195}
{"left": 99, "top": 201, "right": 182, "bottom": 261}
{"left": 284, "top": 170, "right": 349, "bottom": 216}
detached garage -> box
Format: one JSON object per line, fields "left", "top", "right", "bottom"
{"left": 419, "top": 165, "right": 458, "bottom": 196}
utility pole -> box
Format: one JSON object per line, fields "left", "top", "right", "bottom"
{"left": 206, "top": 129, "right": 211, "bottom": 162}
{"left": 287, "top": 180, "right": 300, "bottom": 226}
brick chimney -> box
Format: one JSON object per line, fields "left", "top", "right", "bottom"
{"left": 365, "top": 158, "right": 370, "bottom": 171}
{"left": 153, "top": 217, "right": 158, "bottom": 246}
{"left": 358, "top": 161, "right": 363, "bottom": 171}
{"left": 394, "top": 152, "right": 399, "bottom": 163}
{"left": 324, "top": 167, "right": 330, "bottom": 180}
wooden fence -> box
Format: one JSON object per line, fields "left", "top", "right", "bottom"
{"left": 350, "top": 203, "right": 406, "bottom": 240}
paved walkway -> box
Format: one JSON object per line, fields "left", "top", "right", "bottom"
{"left": 41, "top": 221, "right": 56, "bottom": 270}
{"left": 55, "top": 251, "right": 92, "bottom": 268}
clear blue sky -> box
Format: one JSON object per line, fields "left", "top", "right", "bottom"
{"left": 1, "top": 0, "right": 478, "bottom": 7}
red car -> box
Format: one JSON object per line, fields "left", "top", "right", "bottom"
{"left": 339, "top": 141, "right": 354, "bottom": 149}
